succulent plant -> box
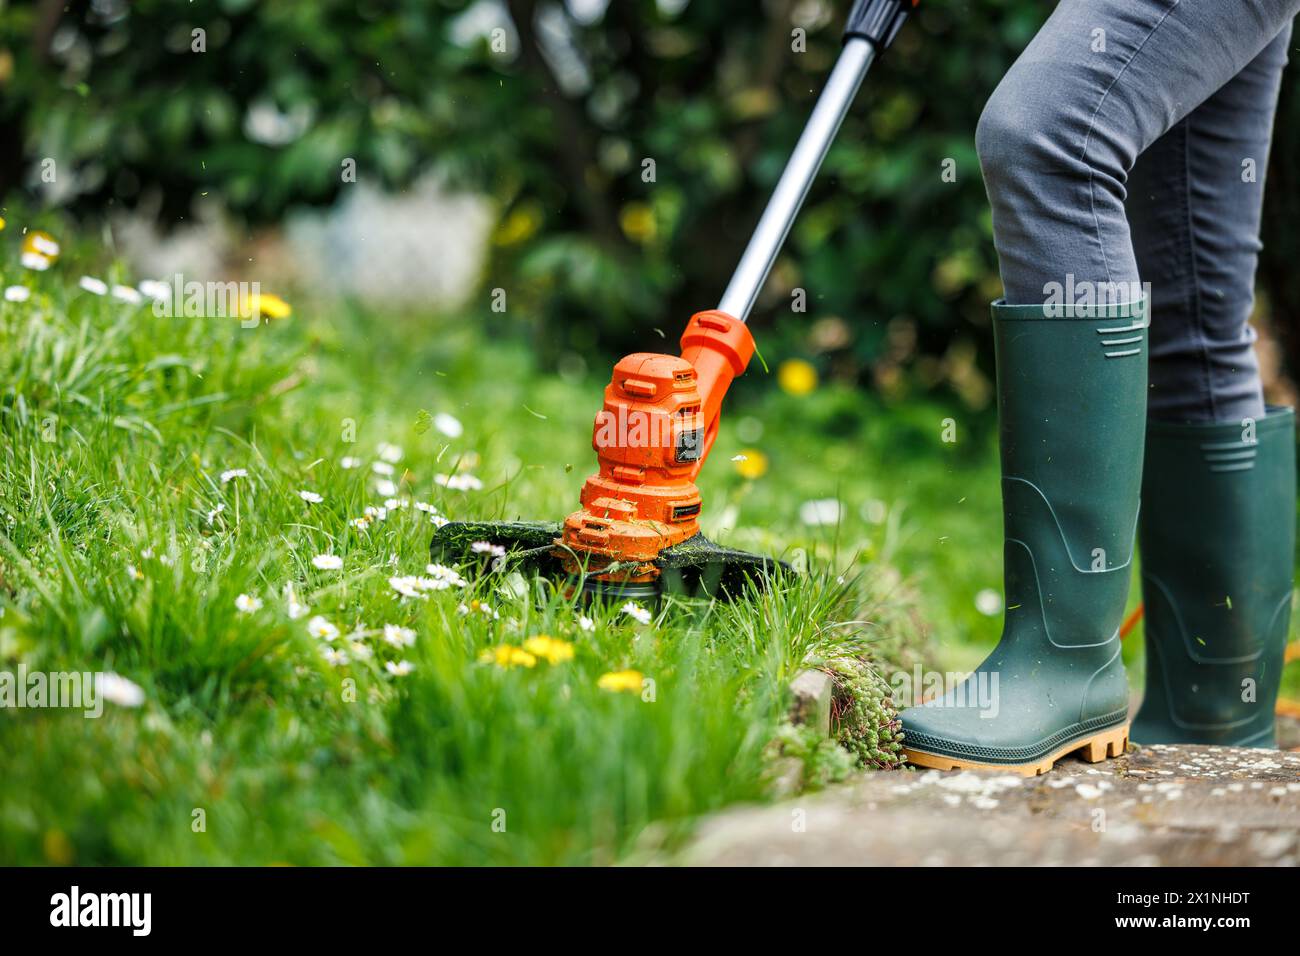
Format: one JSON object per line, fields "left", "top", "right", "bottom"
{"left": 825, "top": 655, "right": 905, "bottom": 771}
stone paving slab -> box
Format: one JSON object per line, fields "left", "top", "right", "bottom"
{"left": 682, "top": 742, "right": 1300, "bottom": 866}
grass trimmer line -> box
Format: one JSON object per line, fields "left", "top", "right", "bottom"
{"left": 433, "top": 0, "right": 917, "bottom": 601}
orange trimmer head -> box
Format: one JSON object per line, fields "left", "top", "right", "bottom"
{"left": 431, "top": 310, "right": 790, "bottom": 601}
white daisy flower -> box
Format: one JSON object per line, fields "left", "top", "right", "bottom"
{"left": 126, "top": 564, "right": 144, "bottom": 581}
{"left": 382, "top": 624, "right": 417, "bottom": 648}
{"left": 385, "top": 660, "right": 414, "bottom": 677}
{"left": 862, "top": 499, "right": 889, "bottom": 525}
{"left": 384, "top": 497, "right": 409, "bottom": 510}
{"left": 424, "top": 563, "right": 468, "bottom": 588}
{"left": 283, "top": 582, "right": 310, "bottom": 620}
{"left": 470, "top": 541, "right": 506, "bottom": 558}
{"left": 456, "top": 600, "right": 499, "bottom": 619}
{"left": 21, "top": 252, "right": 50, "bottom": 271}
{"left": 351, "top": 516, "right": 372, "bottom": 531}
{"left": 306, "top": 615, "right": 340, "bottom": 641}
{"left": 377, "top": 442, "right": 403, "bottom": 463}
{"left": 798, "top": 498, "right": 843, "bottom": 527}
{"left": 137, "top": 279, "right": 170, "bottom": 301}
{"left": 363, "top": 505, "right": 388, "bottom": 521}
{"left": 111, "top": 284, "right": 143, "bottom": 305}
{"left": 435, "top": 473, "right": 483, "bottom": 492}
{"left": 98, "top": 672, "right": 145, "bottom": 708}
{"left": 371, "top": 461, "right": 395, "bottom": 477}
{"left": 434, "top": 413, "right": 463, "bottom": 438}
{"left": 349, "top": 641, "right": 373, "bottom": 661}
{"left": 79, "top": 276, "right": 108, "bottom": 296}
{"left": 374, "top": 479, "right": 398, "bottom": 497}
{"left": 235, "top": 593, "right": 262, "bottom": 613}
{"left": 321, "top": 647, "right": 349, "bottom": 666}
{"left": 578, "top": 615, "right": 595, "bottom": 632}
{"left": 413, "top": 500, "right": 438, "bottom": 513}
{"left": 31, "top": 234, "right": 60, "bottom": 256}
{"left": 388, "top": 575, "right": 428, "bottom": 600}
{"left": 4, "top": 286, "right": 30, "bottom": 302}
{"left": 621, "top": 602, "right": 652, "bottom": 625}
{"left": 975, "top": 588, "right": 1003, "bottom": 616}
{"left": 340, "top": 456, "right": 362, "bottom": 469}
{"left": 430, "top": 514, "right": 449, "bottom": 528}
{"left": 298, "top": 490, "right": 323, "bottom": 504}
{"left": 206, "top": 502, "right": 226, "bottom": 524}
{"left": 220, "top": 468, "right": 248, "bottom": 483}
{"left": 311, "top": 554, "right": 343, "bottom": 570}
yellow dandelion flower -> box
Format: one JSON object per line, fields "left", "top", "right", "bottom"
{"left": 21, "top": 230, "right": 59, "bottom": 261}
{"left": 42, "top": 829, "right": 73, "bottom": 865}
{"left": 777, "top": 358, "right": 818, "bottom": 396}
{"left": 508, "top": 647, "right": 537, "bottom": 668}
{"left": 523, "top": 635, "right": 575, "bottom": 665}
{"left": 731, "top": 448, "right": 769, "bottom": 480}
{"left": 619, "top": 202, "right": 657, "bottom": 243}
{"left": 0, "top": 216, "right": 6, "bottom": 231}
{"left": 597, "top": 669, "right": 644, "bottom": 694}
{"left": 240, "top": 291, "right": 292, "bottom": 321}
{"left": 479, "top": 644, "right": 538, "bottom": 669}
{"left": 493, "top": 201, "right": 542, "bottom": 246}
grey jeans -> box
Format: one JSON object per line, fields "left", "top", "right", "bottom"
{"left": 977, "top": 0, "right": 1300, "bottom": 423}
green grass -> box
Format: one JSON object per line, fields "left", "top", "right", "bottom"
{"left": 0, "top": 249, "right": 939, "bottom": 865}
{"left": 4, "top": 238, "right": 1294, "bottom": 865}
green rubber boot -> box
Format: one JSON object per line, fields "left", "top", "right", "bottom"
{"left": 1131, "top": 407, "right": 1295, "bottom": 748}
{"left": 901, "top": 298, "right": 1148, "bottom": 775}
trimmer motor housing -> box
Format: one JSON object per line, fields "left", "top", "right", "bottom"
{"left": 558, "top": 309, "right": 754, "bottom": 584}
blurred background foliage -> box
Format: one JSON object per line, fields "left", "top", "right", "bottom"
{"left": 0, "top": 0, "right": 1296, "bottom": 411}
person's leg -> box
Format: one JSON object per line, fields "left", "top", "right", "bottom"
{"left": 1125, "top": 27, "right": 1297, "bottom": 748}
{"left": 902, "top": 0, "right": 1300, "bottom": 773}
{"left": 976, "top": 0, "right": 1300, "bottom": 308}
{"left": 1128, "top": 27, "right": 1293, "bottom": 424}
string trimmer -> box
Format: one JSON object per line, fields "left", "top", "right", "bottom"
{"left": 433, "top": 0, "right": 916, "bottom": 600}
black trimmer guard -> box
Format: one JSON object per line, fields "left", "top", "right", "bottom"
{"left": 430, "top": 520, "right": 789, "bottom": 601}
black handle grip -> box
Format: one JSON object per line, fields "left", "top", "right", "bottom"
{"left": 843, "top": 0, "right": 915, "bottom": 51}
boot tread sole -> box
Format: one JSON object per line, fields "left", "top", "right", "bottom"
{"left": 904, "top": 723, "right": 1129, "bottom": 777}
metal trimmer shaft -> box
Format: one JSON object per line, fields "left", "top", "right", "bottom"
{"left": 717, "top": 0, "right": 914, "bottom": 323}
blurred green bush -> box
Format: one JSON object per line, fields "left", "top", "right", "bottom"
{"left": 2, "top": 0, "right": 1296, "bottom": 402}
